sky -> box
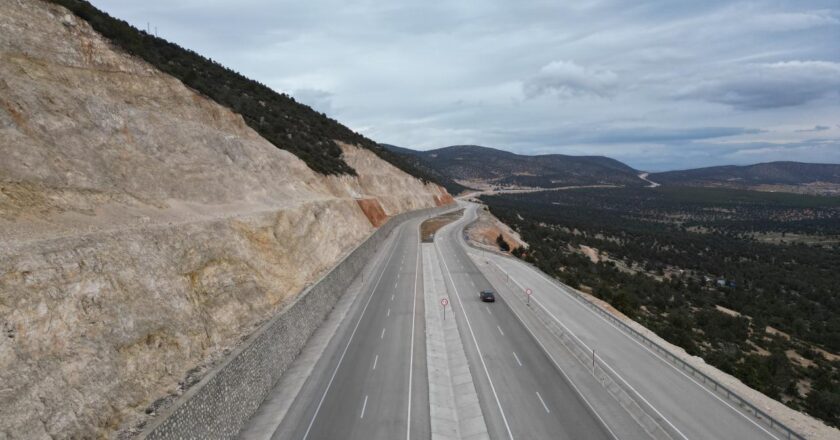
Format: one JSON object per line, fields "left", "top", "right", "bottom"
{"left": 93, "top": 0, "right": 840, "bottom": 171}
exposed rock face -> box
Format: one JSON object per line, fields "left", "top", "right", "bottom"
{"left": 0, "top": 1, "right": 451, "bottom": 438}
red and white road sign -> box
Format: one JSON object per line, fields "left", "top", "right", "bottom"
{"left": 525, "top": 288, "right": 533, "bottom": 296}
{"left": 440, "top": 298, "right": 449, "bottom": 307}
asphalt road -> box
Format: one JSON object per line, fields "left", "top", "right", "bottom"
{"left": 269, "top": 216, "right": 430, "bottom": 440}
{"left": 247, "top": 201, "right": 785, "bottom": 440}
{"left": 433, "top": 206, "right": 616, "bottom": 440}
{"left": 458, "top": 203, "right": 786, "bottom": 440}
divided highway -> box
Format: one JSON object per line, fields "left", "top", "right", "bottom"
{"left": 457, "top": 203, "right": 786, "bottom": 440}
{"left": 241, "top": 202, "right": 791, "bottom": 440}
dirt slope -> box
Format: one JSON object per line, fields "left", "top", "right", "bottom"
{"left": 0, "top": 1, "right": 450, "bottom": 438}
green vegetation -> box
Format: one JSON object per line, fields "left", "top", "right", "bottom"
{"left": 48, "top": 0, "right": 446, "bottom": 185}
{"left": 482, "top": 186, "right": 840, "bottom": 426}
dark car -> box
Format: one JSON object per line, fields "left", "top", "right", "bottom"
{"left": 479, "top": 290, "right": 496, "bottom": 302}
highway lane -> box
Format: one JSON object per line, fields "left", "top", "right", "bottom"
{"left": 269, "top": 216, "right": 430, "bottom": 440}
{"left": 460, "top": 203, "right": 786, "bottom": 440}
{"left": 433, "top": 206, "right": 616, "bottom": 440}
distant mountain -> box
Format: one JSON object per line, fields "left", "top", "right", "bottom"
{"left": 384, "top": 144, "right": 643, "bottom": 191}
{"left": 649, "top": 162, "right": 840, "bottom": 195}
{"left": 380, "top": 144, "right": 468, "bottom": 194}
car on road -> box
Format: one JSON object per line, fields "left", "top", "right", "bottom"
{"left": 479, "top": 290, "right": 496, "bottom": 302}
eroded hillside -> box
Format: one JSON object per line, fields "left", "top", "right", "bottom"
{"left": 0, "top": 1, "right": 451, "bottom": 438}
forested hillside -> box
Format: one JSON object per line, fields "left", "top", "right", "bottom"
{"left": 482, "top": 187, "right": 840, "bottom": 426}
{"left": 385, "top": 144, "right": 643, "bottom": 189}
{"left": 650, "top": 162, "right": 840, "bottom": 195}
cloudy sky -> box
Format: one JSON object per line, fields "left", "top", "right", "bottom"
{"left": 94, "top": 0, "right": 840, "bottom": 171}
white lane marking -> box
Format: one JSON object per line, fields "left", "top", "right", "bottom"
{"left": 435, "top": 242, "right": 515, "bottom": 440}
{"left": 470, "top": 280, "right": 475, "bottom": 286}
{"left": 387, "top": 308, "right": 391, "bottom": 317}
{"left": 381, "top": 327, "right": 386, "bottom": 339}
{"left": 391, "top": 294, "right": 395, "bottom": 301}
{"left": 490, "top": 259, "right": 683, "bottom": 440}
{"left": 360, "top": 395, "right": 368, "bottom": 419}
{"left": 407, "top": 237, "right": 420, "bottom": 440}
{"left": 486, "top": 306, "right": 492, "bottom": 315}
{"left": 395, "top": 281, "right": 398, "bottom": 288}
{"left": 373, "top": 354, "right": 379, "bottom": 370}
{"left": 512, "top": 352, "right": 522, "bottom": 367}
{"left": 497, "top": 325, "right": 505, "bottom": 336}
{"left": 536, "top": 391, "right": 550, "bottom": 414}
{"left": 301, "top": 225, "right": 402, "bottom": 440}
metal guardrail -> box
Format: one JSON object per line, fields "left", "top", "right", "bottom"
{"left": 535, "top": 272, "right": 805, "bottom": 440}
{"left": 459, "top": 213, "right": 805, "bottom": 440}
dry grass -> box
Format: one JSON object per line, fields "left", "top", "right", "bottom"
{"left": 420, "top": 209, "right": 464, "bottom": 242}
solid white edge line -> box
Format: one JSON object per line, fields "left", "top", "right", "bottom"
{"left": 301, "top": 223, "right": 404, "bottom": 440}
{"left": 497, "top": 255, "right": 783, "bottom": 440}
{"left": 406, "top": 231, "right": 420, "bottom": 440}
{"left": 435, "top": 219, "right": 515, "bottom": 440}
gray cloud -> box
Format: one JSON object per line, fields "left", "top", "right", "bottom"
{"left": 92, "top": 0, "right": 840, "bottom": 170}
{"left": 523, "top": 60, "right": 618, "bottom": 98}
{"left": 292, "top": 88, "right": 334, "bottom": 115}
{"left": 796, "top": 125, "right": 830, "bottom": 132}
{"left": 678, "top": 61, "right": 840, "bottom": 109}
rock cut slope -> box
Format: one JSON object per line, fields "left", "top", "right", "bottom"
{"left": 0, "top": 1, "right": 451, "bottom": 438}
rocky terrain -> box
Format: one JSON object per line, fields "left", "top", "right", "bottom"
{"left": 0, "top": 1, "right": 451, "bottom": 438}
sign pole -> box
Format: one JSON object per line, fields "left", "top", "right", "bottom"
{"left": 440, "top": 297, "right": 449, "bottom": 320}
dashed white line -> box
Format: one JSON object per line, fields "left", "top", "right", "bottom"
{"left": 536, "top": 391, "right": 550, "bottom": 413}
{"left": 387, "top": 308, "right": 391, "bottom": 317}
{"left": 513, "top": 351, "right": 522, "bottom": 367}
{"left": 391, "top": 294, "right": 395, "bottom": 301}
{"left": 372, "top": 355, "right": 378, "bottom": 370}
{"left": 435, "top": 243, "right": 515, "bottom": 440}
{"left": 300, "top": 226, "right": 401, "bottom": 440}
{"left": 380, "top": 327, "right": 386, "bottom": 339}
{"left": 497, "top": 325, "right": 505, "bottom": 336}
{"left": 360, "top": 395, "right": 368, "bottom": 419}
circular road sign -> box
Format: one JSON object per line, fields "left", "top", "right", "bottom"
{"left": 525, "top": 288, "right": 533, "bottom": 296}
{"left": 440, "top": 298, "right": 449, "bottom": 307}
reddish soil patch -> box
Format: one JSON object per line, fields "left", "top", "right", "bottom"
{"left": 356, "top": 198, "right": 388, "bottom": 227}
{"left": 434, "top": 193, "right": 455, "bottom": 206}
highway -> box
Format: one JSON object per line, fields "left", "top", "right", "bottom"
{"left": 457, "top": 203, "right": 786, "bottom": 440}
{"left": 265, "top": 216, "right": 430, "bottom": 440}
{"left": 433, "top": 207, "right": 617, "bottom": 440}
{"left": 241, "top": 202, "right": 789, "bottom": 440}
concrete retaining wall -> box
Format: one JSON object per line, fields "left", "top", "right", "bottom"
{"left": 142, "top": 206, "right": 450, "bottom": 440}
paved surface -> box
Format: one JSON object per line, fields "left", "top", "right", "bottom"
{"left": 433, "top": 206, "right": 617, "bottom": 440}
{"left": 242, "top": 201, "right": 787, "bottom": 440}
{"left": 423, "top": 244, "right": 489, "bottom": 440}
{"left": 251, "top": 216, "right": 432, "bottom": 440}
{"left": 458, "top": 203, "right": 786, "bottom": 440}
